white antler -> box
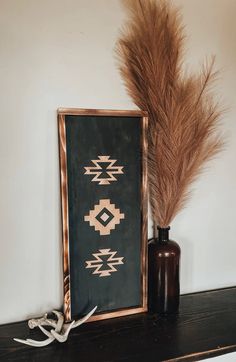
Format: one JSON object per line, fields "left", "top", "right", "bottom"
{"left": 73, "top": 306, "right": 97, "bottom": 327}
{"left": 13, "top": 306, "right": 97, "bottom": 347}
{"left": 50, "top": 320, "right": 75, "bottom": 343}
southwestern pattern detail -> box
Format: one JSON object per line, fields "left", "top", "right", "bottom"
{"left": 85, "top": 249, "right": 124, "bottom": 277}
{"left": 84, "top": 199, "right": 125, "bottom": 236}
{"left": 84, "top": 156, "right": 124, "bottom": 185}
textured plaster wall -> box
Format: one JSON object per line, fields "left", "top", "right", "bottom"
{"left": 0, "top": 0, "right": 235, "bottom": 324}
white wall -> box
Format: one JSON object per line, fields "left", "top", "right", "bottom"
{"left": 204, "top": 352, "right": 236, "bottom": 362}
{"left": 0, "top": 0, "right": 235, "bottom": 325}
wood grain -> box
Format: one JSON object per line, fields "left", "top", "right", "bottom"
{"left": 57, "top": 108, "right": 148, "bottom": 117}
{"left": 1, "top": 288, "right": 236, "bottom": 361}
{"left": 58, "top": 114, "right": 71, "bottom": 321}
{"left": 141, "top": 116, "right": 148, "bottom": 313}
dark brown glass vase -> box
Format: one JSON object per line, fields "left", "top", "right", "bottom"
{"left": 148, "top": 226, "right": 180, "bottom": 314}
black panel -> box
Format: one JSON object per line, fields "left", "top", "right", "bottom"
{"left": 65, "top": 115, "right": 142, "bottom": 318}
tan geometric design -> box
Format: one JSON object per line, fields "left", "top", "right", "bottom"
{"left": 84, "top": 156, "right": 124, "bottom": 185}
{"left": 84, "top": 199, "right": 125, "bottom": 235}
{"left": 85, "top": 249, "right": 124, "bottom": 277}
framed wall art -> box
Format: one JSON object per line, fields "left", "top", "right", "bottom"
{"left": 58, "top": 108, "right": 148, "bottom": 322}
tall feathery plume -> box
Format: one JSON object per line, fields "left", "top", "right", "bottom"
{"left": 117, "top": 0, "right": 223, "bottom": 228}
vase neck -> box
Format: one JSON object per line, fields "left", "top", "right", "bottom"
{"left": 157, "top": 226, "right": 170, "bottom": 242}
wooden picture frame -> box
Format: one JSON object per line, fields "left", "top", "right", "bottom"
{"left": 58, "top": 108, "right": 148, "bottom": 322}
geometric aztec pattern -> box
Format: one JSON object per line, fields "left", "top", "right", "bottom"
{"left": 84, "top": 199, "right": 125, "bottom": 236}
{"left": 85, "top": 249, "right": 124, "bottom": 277}
{"left": 84, "top": 156, "right": 124, "bottom": 185}
{"left": 84, "top": 199, "right": 125, "bottom": 235}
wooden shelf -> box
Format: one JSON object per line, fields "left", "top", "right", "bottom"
{"left": 1, "top": 287, "right": 236, "bottom": 361}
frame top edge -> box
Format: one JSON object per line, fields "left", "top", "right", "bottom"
{"left": 57, "top": 108, "right": 148, "bottom": 117}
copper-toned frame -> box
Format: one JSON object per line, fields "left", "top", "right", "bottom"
{"left": 58, "top": 108, "right": 148, "bottom": 322}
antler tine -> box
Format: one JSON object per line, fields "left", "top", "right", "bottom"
{"left": 51, "top": 321, "right": 75, "bottom": 343}
{"left": 13, "top": 337, "right": 54, "bottom": 348}
{"left": 52, "top": 310, "right": 64, "bottom": 332}
{"left": 73, "top": 306, "right": 97, "bottom": 328}
{"left": 38, "top": 325, "right": 54, "bottom": 339}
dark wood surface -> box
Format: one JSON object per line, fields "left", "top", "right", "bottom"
{"left": 0, "top": 287, "right": 236, "bottom": 362}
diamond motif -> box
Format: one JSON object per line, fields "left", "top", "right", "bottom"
{"left": 100, "top": 213, "right": 109, "bottom": 222}
{"left": 95, "top": 207, "right": 114, "bottom": 227}
{"left": 85, "top": 249, "right": 124, "bottom": 277}
{"left": 84, "top": 199, "right": 125, "bottom": 235}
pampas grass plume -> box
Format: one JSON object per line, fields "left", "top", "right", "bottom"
{"left": 117, "top": 0, "right": 224, "bottom": 227}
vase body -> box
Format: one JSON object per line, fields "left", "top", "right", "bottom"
{"left": 148, "top": 227, "right": 180, "bottom": 314}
